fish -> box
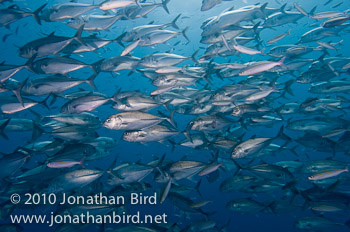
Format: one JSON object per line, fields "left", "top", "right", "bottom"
{"left": 239, "top": 57, "right": 286, "bottom": 76}
{"left": 122, "top": 124, "right": 180, "bottom": 143}
{"left": 308, "top": 166, "right": 348, "bottom": 180}
{"left": 103, "top": 111, "right": 174, "bottom": 130}
{"left": 19, "top": 25, "right": 84, "bottom": 58}
{"left": 60, "top": 92, "right": 115, "bottom": 114}
{"left": 44, "top": 169, "right": 104, "bottom": 193}
{"left": 47, "top": 157, "right": 85, "bottom": 169}
{"left": 226, "top": 198, "right": 269, "bottom": 213}
{"left": 311, "top": 9, "right": 350, "bottom": 19}
{"left": 67, "top": 14, "right": 123, "bottom": 31}
{"left": 322, "top": 15, "right": 350, "bottom": 28}
{"left": 267, "top": 29, "right": 291, "bottom": 44}
{"left": 29, "top": 56, "right": 98, "bottom": 75}
{"left": 232, "top": 126, "right": 290, "bottom": 159}
{"left": 295, "top": 217, "right": 350, "bottom": 230}
{"left": 99, "top": 0, "right": 140, "bottom": 11}
{"left": 0, "top": 3, "right": 46, "bottom": 28}
{"left": 2, "top": 0, "right": 350, "bottom": 230}
{"left": 0, "top": 95, "right": 49, "bottom": 114}
{"left": 22, "top": 74, "right": 97, "bottom": 96}
{"left": 139, "top": 52, "right": 198, "bottom": 68}
{"left": 263, "top": 11, "right": 304, "bottom": 28}
{"left": 40, "top": 3, "right": 98, "bottom": 22}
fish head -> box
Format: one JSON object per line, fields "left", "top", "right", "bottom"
{"left": 286, "top": 121, "right": 306, "bottom": 131}
{"left": 140, "top": 55, "right": 156, "bottom": 67}
{"left": 82, "top": 144, "right": 97, "bottom": 156}
{"left": 296, "top": 74, "right": 312, "bottom": 83}
{"left": 152, "top": 76, "right": 166, "bottom": 86}
{"left": 31, "top": 59, "right": 50, "bottom": 74}
{"left": 113, "top": 102, "right": 127, "bottom": 111}
{"left": 66, "top": 17, "right": 84, "bottom": 29}
{"left": 154, "top": 171, "right": 170, "bottom": 183}
{"left": 103, "top": 115, "right": 123, "bottom": 129}
{"left": 278, "top": 106, "right": 295, "bottom": 114}
{"left": 40, "top": 8, "right": 54, "bottom": 22}
{"left": 231, "top": 146, "right": 245, "bottom": 159}
{"left": 295, "top": 219, "right": 315, "bottom": 229}
{"left": 19, "top": 46, "right": 37, "bottom": 59}
{"left": 231, "top": 106, "right": 242, "bottom": 117}
{"left": 123, "top": 130, "right": 145, "bottom": 142}
{"left": 228, "top": 201, "right": 244, "bottom": 211}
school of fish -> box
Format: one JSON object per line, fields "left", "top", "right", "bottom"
{"left": 0, "top": 0, "right": 350, "bottom": 231}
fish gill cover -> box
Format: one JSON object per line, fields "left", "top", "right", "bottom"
{"left": 0, "top": 0, "right": 350, "bottom": 231}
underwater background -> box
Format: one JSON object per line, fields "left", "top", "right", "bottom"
{"left": 0, "top": 0, "right": 350, "bottom": 231}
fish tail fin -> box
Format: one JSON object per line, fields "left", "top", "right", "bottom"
{"left": 263, "top": 201, "right": 276, "bottom": 214}
{"left": 111, "top": 88, "right": 121, "bottom": 102}
{"left": 23, "top": 55, "right": 36, "bottom": 72}
{"left": 106, "top": 157, "right": 118, "bottom": 174}
{"left": 86, "top": 73, "right": 98, "bottom": 90}
{"left": 32, "top": 3, "right": 47, "bottom": 25}
{"left": 191, "top": 49, "right": 199, "bottom": 65}
{"left": 231, "top": 159, "right": 244, "bottom": 175}
{"left": 171, "top": 13, "right": 181, "bottom": 29}
{"left": 253, "top": 21, "right": 261, "bottom": 33}
{"left": 201, "top": 210, "right": 216, "bottom": 220}
{"left": 74, "top": 25, "right": 85, "bottom": 45}
{"left": 168, "top": 139, "right": 177, "bottom": 152}
{"left": 154, "top": 153, "right": 166, "bottom": 174}
{"left": 215, "top": 69, "right": 224, "bottom": 80}
{"left": 276, "top": 125, "right": 292, "bottom": 145}
{"left": 80, "top": 157, "right": 86, "bottom": 168}
{"left": 184, "top": 122, "right": 193, "bottom": 141}
{"left": 135, "top": 0, "right": 141, "bottom": 8}
{"left": 309, "top": 6, "right": 317, "bottom": 16}
{"left": 285, "top": 79, "right": 294, "bottom": 96}
{"left": 290, "top": 145, "right": 298, "bottom": 157}
{"left": 279, "top": 57, "right": 288, "bottom": 69}
{"left": 300, "top": 191, "right": 312, "bottom": 211}
{"left": 194, "top": 179, "right": 202, "bottom": 197}
{"left": 12, "top": 77, "right": 28, "bottom": 107}
{"left": 114, "top": 32, "right": 126, "bottom": 48}
{"left": 279, "top": 56, "right": 286, "bottom": 65}
{"left": 49, "top": 93, "right": 59, "bottom": 106}
{"left": 161, "top": 0, "right": 171, "bottom": 14}
{"left": 40, "top": 94, "right": 51, "bottom": 111}
{"left": 0, "top": 119, "right": 10, "bottom": 140}
{"left": 260, "top": 2, "right": 268, "bottom": 18}
{"left": 90, "top": 59, "right": 104, "bottom": 74}
{"left": 181, "top": 26, "right": 190, "bottom": 42}
{"left": 32, "top": 122, "right": 44, "bottom": 141}
{"left": 158, "top": 109, "right": 177, "bottom": 128}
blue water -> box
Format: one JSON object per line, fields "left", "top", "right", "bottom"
{"left": 1, "top": 0, "right": 350, "bottom": 231}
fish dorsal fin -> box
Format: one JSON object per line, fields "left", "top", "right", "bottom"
{"left": 309, "top": 6, "right": 317, "bottom": 16}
